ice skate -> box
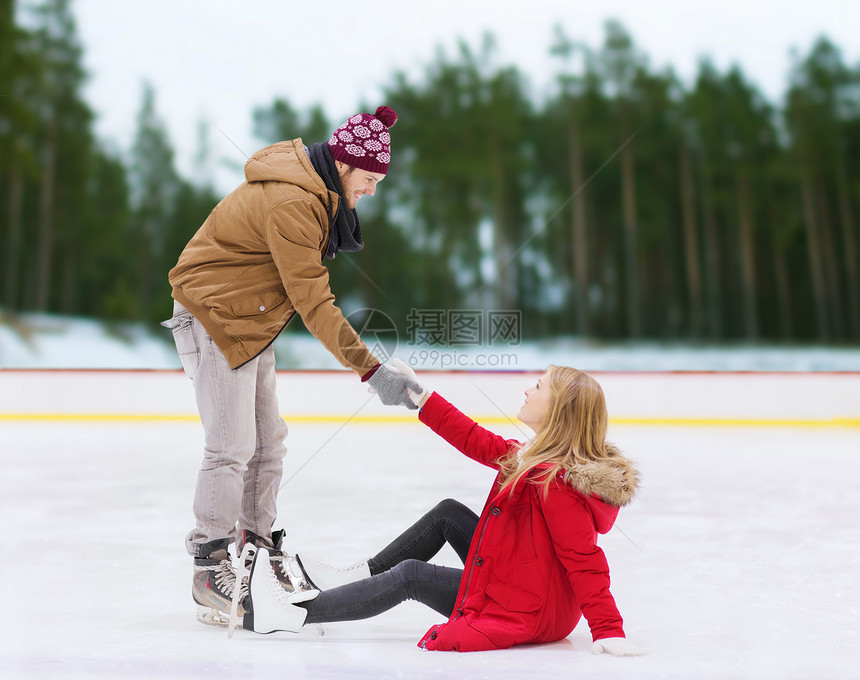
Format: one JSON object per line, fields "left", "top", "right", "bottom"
{"left": 277, "top": 553, "right": 317, "bottom": 592}
{"left": 192, "top": 539, "right": 248, "bottom": 627}
{"left": 227, "top": 543, "right": 256, "bottom": 637}
{"left": 294, "top": 553, "right": 371, "bottom": 590}
{"left": 243, "top": 547, "right": 320, "bottom": 634}
{"left": 240, "top": 529, "right": 318, "bottom": 596}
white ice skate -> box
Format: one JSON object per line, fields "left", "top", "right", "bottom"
{"left": 244, "top": 547, "right": 320, "bottom": 635}
{"left": 294, "top": 553, "right": 371, "bottom": 590}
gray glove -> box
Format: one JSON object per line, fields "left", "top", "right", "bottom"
{"left": 366, "top": 364, "right": 421, "bottom": 410}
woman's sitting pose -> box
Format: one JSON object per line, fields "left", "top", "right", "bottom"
{"left": 240, "top": 363, "right": 646, "bottom": 656}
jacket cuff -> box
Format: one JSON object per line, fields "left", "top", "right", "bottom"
{"left": 417, "top": 391, "right": 446, "bottom": 421}
{"left": 361, "top": 363, "right": 381, "bottom": 382}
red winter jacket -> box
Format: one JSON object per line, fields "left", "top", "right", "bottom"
{"left": 416, "top": 392, "right": 639, "bottom": 652}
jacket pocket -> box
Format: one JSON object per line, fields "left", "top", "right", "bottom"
{"left": 229, "top": 290, "right": 287, "bottom": 317}
{"left": 468, "top": 580, "right": 544, "bottom": 650}
{"left": 484, "top": 580, "right": 544, "bottom": 613}
{"left": 162, "top": 309, "right": 200, "bottom": 380}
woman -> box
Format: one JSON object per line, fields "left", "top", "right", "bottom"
{"left": 241, "top": 362, "right": 646, "bottom": 656}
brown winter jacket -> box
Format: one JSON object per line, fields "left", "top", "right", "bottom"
{"left": 168, "top": 138, "right": 378, "bottom": 375}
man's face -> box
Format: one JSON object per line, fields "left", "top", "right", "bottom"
{"left": 336, "top": 161, "right": 386, "bottom": 209}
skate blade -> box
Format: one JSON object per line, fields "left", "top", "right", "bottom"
{"left": 196, "top": 605, "right": 230, "bottom": 627}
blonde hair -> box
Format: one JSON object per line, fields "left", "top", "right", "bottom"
{"left": 498, "top": 366, "right": 621, "bottom": 497}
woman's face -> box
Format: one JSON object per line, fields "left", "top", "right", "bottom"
{"left": 517, "top": 370, "right": 553, "bottom": 432}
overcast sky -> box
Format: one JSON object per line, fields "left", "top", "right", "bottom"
{"left": 72, "top": 0, "right": 859, "bottom": 192}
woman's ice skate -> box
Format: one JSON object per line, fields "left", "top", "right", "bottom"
{"left": 243, "top": 547, "right": 320, "bottom": 634}
{"left": 294, "top": 553, "right": 371, "bottom": 590}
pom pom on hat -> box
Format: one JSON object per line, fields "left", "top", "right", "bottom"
{"left": 328, "top": 105, "right": 398, "bottom": 175}
{"left": 374, "top": 105, "right": 397, "bottom": 128}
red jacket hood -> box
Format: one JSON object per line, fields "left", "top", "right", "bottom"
{"left": 529, "top": 457, "right": 637, "bottom": 534}
{"left": 584, "top": 493, "right": 620, "bottom": 534}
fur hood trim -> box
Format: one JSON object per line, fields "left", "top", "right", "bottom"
{"left": 563, "top": 455, "right": 640, "bottom": 507}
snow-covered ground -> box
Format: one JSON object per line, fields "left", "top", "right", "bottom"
{"left": 1, "top": 368, "right": 859, "bottom": 680}
{"left": 2, "top": 311, "right": 860, "bottom": 371}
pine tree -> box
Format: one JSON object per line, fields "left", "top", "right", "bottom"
{"left": 127, "top": 81, "right": 181, "bottom": 322}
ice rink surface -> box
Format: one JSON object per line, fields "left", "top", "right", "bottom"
{"left": 1, "top": 369, "right": 859, "bottom": 680}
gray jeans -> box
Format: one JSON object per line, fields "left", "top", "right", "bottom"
{"left": 301, "top": 499, "right": 479, "bottom": 623}
{"left": 163, "top": 302, "right": 287, "bottom": 556}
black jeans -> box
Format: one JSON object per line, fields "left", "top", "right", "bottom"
{"left": 300, "top": 498, "right": 479, "bottom": 623}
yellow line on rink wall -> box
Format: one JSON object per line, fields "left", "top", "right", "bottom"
{"left": 0, "top": 413, "right": 202, "bottom": 422}
{"left": 0, "top": 413, "right": 858, "bottom": 429}
{"left": 610, "top": 417, "right": 860, "bottom": 429}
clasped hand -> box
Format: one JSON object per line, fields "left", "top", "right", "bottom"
{"left": 366, "top": 358, "right": 428, "bottom": 408}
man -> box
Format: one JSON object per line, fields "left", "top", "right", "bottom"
{"left": 162, "top": 105, "right": 417, "bottom": 626}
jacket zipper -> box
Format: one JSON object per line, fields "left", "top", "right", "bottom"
{"left": 452, "top": 496, "right": 499, "bottom": 619}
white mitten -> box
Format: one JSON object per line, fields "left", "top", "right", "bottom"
{"left": 591, "top": 637, "right": 648, "bottom": 656}
{"left": 391, "top": 358, "right": 429, "bottom": 406}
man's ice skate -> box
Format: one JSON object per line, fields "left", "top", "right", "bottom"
{"left": 294, "top": 553, "right": 371, "bottom": 590}
{"left": 243, "top": 547, "right": 320, "bottom": 634}
{"left": 227, "top": 543, "right": 256, "bottom": 637}
{"left": 192, "top": 538, "right": 248, "bottom": 627}
{"left": 240, "top": 529, "right": 317, "bottom": 596}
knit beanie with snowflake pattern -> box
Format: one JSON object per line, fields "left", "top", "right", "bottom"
{"left": 328, "top": 105, "right": 397, "bottom": 175}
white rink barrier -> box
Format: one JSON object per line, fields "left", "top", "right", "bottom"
{"left": 0, "top": 369, "right": 858, "bottom": 428}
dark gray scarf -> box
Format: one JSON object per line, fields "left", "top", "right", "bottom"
{"left": 306, "top": 142, "right": 363, "bottom": 260}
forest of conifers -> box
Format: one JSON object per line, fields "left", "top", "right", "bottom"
{"left": 2, "top": 1, "right": 859, "bottom": 343}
